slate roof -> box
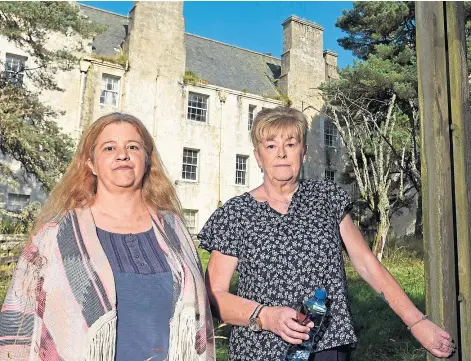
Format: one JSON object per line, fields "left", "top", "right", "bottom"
{"left": 78, "top": 4, "right": 280, "bottom": 96}
{"left": 80, "top": 5, "right": 128, "bottom": 56}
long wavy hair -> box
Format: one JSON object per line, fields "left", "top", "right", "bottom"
{"left": 32, "top": 112, "right": 182, "bottom": 236}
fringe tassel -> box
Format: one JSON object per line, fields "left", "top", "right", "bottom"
{"left": 84, "top": 310, "right": 117, "bottom": 361}
{"left": 168, "top": 302, "right": 198, "bottom": 361}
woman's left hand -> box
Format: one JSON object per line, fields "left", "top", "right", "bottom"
{"left": 410, "top": 319, "right": 455, "bottom": 358}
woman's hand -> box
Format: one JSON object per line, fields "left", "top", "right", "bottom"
{"left": 259, "top": 306, "right": 313, "bottom": 344}
{"left": 410, "top": 319, "right": 455, "bottom": 358}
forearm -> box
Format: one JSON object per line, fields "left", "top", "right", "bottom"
{"left": 358, "top": 258, "right": 423, "bottom": 327}
{"left": 209, "top": 289, "right": 260, "bottom": 326}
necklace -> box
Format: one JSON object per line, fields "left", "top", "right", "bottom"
{"left": 263, "top": 184, "right": 298, "bottom": 210}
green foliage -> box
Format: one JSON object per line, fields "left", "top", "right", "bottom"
{"left": 0, "top": 201, "right": 41, "bottom": 234}
{"left": 0, "top": 1, "right": 100, "bottom": 194}
{"left": 346, "top": 247, "right": 426, "bottom": 361}
{"left": 183, "top": 70, "right": 208, "bottom": 85}
{"left": 0, "top": 1, "right": 105, "bottom": 91}
{"left": 91, "top": 52, "right": 129, "bottom": 68}
{"left": 322, "top": 1, "right": 462, "bottom": 236}
{"left": 264, "top": 87, "right": 292, "bottom": 107}
{"left": 0, "top": 85, "right": 75, "bottom": 192}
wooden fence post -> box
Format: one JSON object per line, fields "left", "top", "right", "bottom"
{"left": 416, "top": 2, "right": 471, "bottom": 361}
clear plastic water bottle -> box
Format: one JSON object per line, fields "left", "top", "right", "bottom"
{"left": 281, "top": 288, "right": 328, "bottom": 361}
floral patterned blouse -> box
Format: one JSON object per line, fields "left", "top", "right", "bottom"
{"left": 198, "top": 178, "right": 357, "bottom": 361}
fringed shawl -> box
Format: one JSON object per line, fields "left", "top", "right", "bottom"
{"left": 0, "top": 208, "right": 215, "bottom": 361}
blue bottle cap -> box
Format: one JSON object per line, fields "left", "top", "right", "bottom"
{"left": 314, "top": 288, "right": 327, "bottom": 300}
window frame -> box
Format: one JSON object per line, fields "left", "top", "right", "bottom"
{"left": 235, "top": 154, "right": 249, "bottom": 186}
{"left": 324, "top": 120, "right": 338, "bottom": 148}
{"left": 324, "top": 169, "right": 336, "bottom": 182}
{"left": 182, "top": 148, "right": 200, "bottom": 181}
{"left": 100, "top": 73, "right": 121, "bottom": 107}
{"left": 248, "top": 104, "right": 257, "bottom": 131}
{"left": 3, "top": 53, "right": 27, "bottom": 86}
{"left": 187, "top": 92, "right": 209, "bottom": 123}
{"left": 183, "top": 209, "right": 198, "bottom": 236}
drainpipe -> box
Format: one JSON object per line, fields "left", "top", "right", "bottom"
{"left": 217, "top": 90, "right": 228, "bottom": 207}
{"left": 76, "top": 59, "right": 91, "bottom": 138}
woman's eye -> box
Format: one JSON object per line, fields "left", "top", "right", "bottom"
{"left": 104, "top": 146, "right": 114, "bottom": 151}
{"left": 267, "top": 145, "right": 275, "bottom": 149}
{"left": 287, "top": 143, "right": 295, "bottom": 148}
{"left": 128, "top": 145, "right": 139, "bottom": 150}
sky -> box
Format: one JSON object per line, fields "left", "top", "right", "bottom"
{"left": 80, "top": 1, "right": 355, "bottom": 69}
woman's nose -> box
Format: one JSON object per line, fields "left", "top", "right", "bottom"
{"left": 116, "top": 147, "right": 130, "bottom": 160}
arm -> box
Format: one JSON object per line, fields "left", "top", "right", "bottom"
{"left": 340, "top": 214, "right": 454, "bottom": 358}
{"left": 205, "top": 250, "right": 312, "bottom": 344}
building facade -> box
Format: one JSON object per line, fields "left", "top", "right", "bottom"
{"left": 0, "top": 2, "right": 349, "bottom": 235}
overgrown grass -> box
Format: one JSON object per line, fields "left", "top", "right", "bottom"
{"left": 0, "top": 246, "right": 426, "bottom": 361}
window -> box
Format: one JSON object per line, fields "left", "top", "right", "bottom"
{"left": 187, "top": 92, "right": 209, "bottom": 122}
{"left": 182, "top": 148, "right": 199, "bottom": 181}
{"left": 325, "top": 169, "right": 336, "bottom": 182}
{"left": 3, "top": 54, "right": 26, "bottom": 86}
{"left": 248, "top": 105, "right": 256, "bottom": 131}
{"left": 324, "top": 120, "right": 338, "bottom": 148}
{"left": 235, "top": 155, "right": 248, "bottom": 185}
{"left": 183, "top": 209, "right": 198, "bottom": 235}
{"left": 7, "top": 193, "right": 30, "bottom": 211}
{"left": 100, "top": 74, "right": 120, "bottom": 106}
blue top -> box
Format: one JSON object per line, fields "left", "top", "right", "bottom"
{"left": 96, "top": 227, "right": 174, "bottom": 361}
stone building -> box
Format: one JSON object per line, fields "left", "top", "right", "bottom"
{"left": 0, "top": 2, "right": 348, "bottom": 235}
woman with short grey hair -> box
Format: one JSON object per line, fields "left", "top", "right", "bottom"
{"left": 199, "top": 106, "right": 454, "bottom": 361}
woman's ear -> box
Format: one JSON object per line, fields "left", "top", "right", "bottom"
{"left": 87, "top": 158, "right": 97, "bottom": 176}
{"left": 253, "top": 148, "right": 262, "bottom": 169}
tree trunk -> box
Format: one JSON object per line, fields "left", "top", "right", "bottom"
{"left": 373, "top": 210, "right": 390, "bottom": 262}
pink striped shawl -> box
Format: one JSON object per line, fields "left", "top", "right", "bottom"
{"left": 0, "top": 207, "right": 215, "bottom": 361}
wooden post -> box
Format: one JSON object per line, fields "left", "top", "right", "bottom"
{"left": 446, "top": 2, "right": 471, "bottom": 360}
{"left": 416, "top": 2, "right": 471, "bottom": 361}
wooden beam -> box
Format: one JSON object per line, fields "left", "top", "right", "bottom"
{"left": 446, "top": 3, "right": 471, "bottom": 360}
{"left": 416, "top": 2, "right": 460, "bottom": 360}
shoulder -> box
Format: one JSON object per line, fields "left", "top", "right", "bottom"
{"left": 213, "top": 194, "right": 252, "bottom": 217}
{"left": 299, "top": 177, "right": 332, "bottom": 196}
{"left": 301, "top": 178, "right": 348, "bottom": 195}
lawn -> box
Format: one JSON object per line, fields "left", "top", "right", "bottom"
{"left": 0, "top": 247, "right": 426, "bottom": 361}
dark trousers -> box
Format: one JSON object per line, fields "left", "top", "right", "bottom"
{"left": 310, "top": 345, "right": 351, "bottom": 361}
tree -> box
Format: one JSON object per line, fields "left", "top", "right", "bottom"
{"left": 324, "top": 2, "right": 471, "bottom": 237}
{"left": 325, "top": 88, "right": 411, "bottom": 261}
{"left": 0, "top": 2, "right": 103, "bottom": 229}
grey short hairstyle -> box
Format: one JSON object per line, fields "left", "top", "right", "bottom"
{"left": 250, "top": 107, "right": 308, "bottom": 148}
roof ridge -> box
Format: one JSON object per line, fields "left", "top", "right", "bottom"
{"left": 79, "top": 3, "right": 129, "bottom": 19}
{"left": 185, "top": 32, "right": 281, "bottom": 61}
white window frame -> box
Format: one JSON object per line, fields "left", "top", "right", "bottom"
{"left": 183, "top": 209, "right": 198, "bottom": 236}
{"left": 187, "top": 92, "right": 209, "bottom": 123}
{"left": 325, "top": 169, "right": 336, "bottom": 182}
{"left": 324, "top": 120, "right": 338, "bottom": 148}
{"left": 248, "top": 105, "right": 256, "bottom": 131}
{"left": 182, "top": 148, "right": 199, "bottom": 181}
{"left": 235, "top": 155, "right": 249, "bottom": 186}
{"left": 4, "top": 53, "right": 27, "bottom": 86}
{"left": 100, "top": 73, "right": 121, "bottom": 107}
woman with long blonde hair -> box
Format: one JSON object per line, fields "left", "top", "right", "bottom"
{"left": 0, "top": 113, "right": 215, "bottom": 361}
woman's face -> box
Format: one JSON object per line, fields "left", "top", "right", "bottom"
{"left": 254, "top": 128, "right": 306, "bottom": 184}
{"left": 87, "top": 122, "right": 147, "bottom": 192}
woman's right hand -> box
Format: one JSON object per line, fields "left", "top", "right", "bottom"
{"left": 259, "top": 306, "right": 313, "bottom": 344}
